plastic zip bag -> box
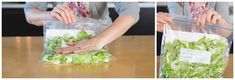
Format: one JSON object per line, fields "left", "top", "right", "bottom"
{"left": 40, "top": 17, "right": 113, "bottom": 64}
{"left": 159, "top": 16, "right": 233, "bottom": 78}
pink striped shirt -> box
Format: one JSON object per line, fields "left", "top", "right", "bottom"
{"left": 190, "top": 2, "right": 208, "bottom": 20}
{"left": 68, "top": 2, "right": 89, "bottom": 18}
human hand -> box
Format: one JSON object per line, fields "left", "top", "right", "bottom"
{"left": 157, "top": 12, "right": 172, "bottom": 32}
{"left": 196, "top": 7, "right": 226, "bottom": 26}
{"left": 57, "top": 38, "right": 104, "bottom": 54}
{"left": 50, "top": 3, "right": 76, "bottom": 24}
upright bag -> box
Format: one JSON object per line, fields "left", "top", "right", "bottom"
{"left": 40, "top": 17, "right": 113, "bottom": 64}
{"left": 159, "top": 16, "right": 233, "bottom": 78}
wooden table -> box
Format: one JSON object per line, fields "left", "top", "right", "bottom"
{"left": 157, "top": 54, "right": 233, "bottom": 78}
{"left": 2, "top": 36, "right": 155, "bottom": 78}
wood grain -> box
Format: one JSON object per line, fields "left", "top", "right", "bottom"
{"left": 2, "top": 36, "right": 155, "bottom": 78}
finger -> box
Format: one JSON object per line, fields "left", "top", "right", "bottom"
{"left": 57, "top": 47, "right": 68, "bottom": 54}
{"left": 62, "top": 47, "right": 80, "bottom": 54}
{"left": 66, "top": 42, "right": 77, "bottom": 46}
{"left": 160, "top": 13, "right": 173, "bottom": 21}
{"left": 157, "top": 18, "right": 167, "bottom": 24}
{"left": 196, "top": 7, "right": 208, "bottom": 25}
{"left": 62, "top": 50, "right": 73, "bottom": 54}
{"left": 158, "top": 12, "right": 170, "bottom": 17}
{"left": 212, "top": 14, "right": 220, "bottom": 24}
{"left": 206, "top": 9, "right": 214, "bottom": 24}
{"left": 61, "top": 4, "right": 73, "bottom": 23}
{"left": 158, "top": 14, "right": 172, "bottom": 23}
{"left": 51, "top": 11, "right": 63, "bottom": 22}
{"left": 66, "top": 5, "right": 76, "bottom": 23}
{"left": 157, "top": 24, "right": 164, "bottom": 32}
{"left": 57, "top": 48, "right": 63, "bottom": 53}
{"left": 196, "top": 13, "right": 201, "bottom": 26}
{"left": 157, "top": 15, "right": 172, "bottom": 24}
{"left": 163, "top": 16, "right": 173, "bottom": 22}
{"left": 57, "top": 47, "right": 71, "bottom": 54}
{"left": 157, "top": 23, "right": 163, "bottom": 27}
{"left": 57, "top": 48, "right": 70, "bottom": 54}
{"left": 201, "top": 13, "right": 207, "bottom": 26}
{"left": 70, "top": 10, "right": 76, "bottom": 23}
{"left": 199, "top": 13, "right": 206, "bottom": 26}
{"left": 57, "top": 5, "right": 70, "bottom": 24}
{"left": 55, "top": 6, "right": 68, "bottom": 24}
{"left": 53, "top": 7, "right": 66, "bottom": 23}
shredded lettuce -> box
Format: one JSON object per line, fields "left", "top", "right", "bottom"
{"left": 45, "top": 30, "right": 92, "bottom": 54}
{"left": 41, "top": 51, "right": 112, "bottom": 64}
{"left": 160, "top": 36, "right": 228, "bottom": 78}
{"left": 41, "top": 30, "right": 112, "bottom": 64}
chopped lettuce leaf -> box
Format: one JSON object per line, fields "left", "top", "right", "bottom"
{"left": 160, "top": 36, "right": 228, "bottom": 78}
{"left": 41, "top": 51, "right": 112, "bottom": 64}
{"left": 41, "top": 30, "right": 112, "bottom": 64}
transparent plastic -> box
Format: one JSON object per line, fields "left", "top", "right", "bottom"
{"left": 40, "top": 17, "right": 113, "bottom": 64}
{"left": 159, "top": 16, "right": 233, "bottom": 78}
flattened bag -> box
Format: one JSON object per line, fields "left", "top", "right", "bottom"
{"left": 40, "top": 17, "right": 113, "bottom": 64}
{"left": 159, "top": 16, "right": 233, "bottom": 78}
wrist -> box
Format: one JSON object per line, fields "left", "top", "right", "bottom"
{"left": 92, "top": 36, "right": 106, "bottom": 49}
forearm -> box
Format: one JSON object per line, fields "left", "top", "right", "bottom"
{"left": 25, "top": 8, "right": 51, "bottom": 26}
{"left": 95, "top": 15, "right": 136, "bottom": 47}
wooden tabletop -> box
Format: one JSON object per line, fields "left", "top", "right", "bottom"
{"left": 2, "top": 36, "right": 155, "bottom": 78}
{"left": 157, "top": 54, "right": 233, "bottom": 78}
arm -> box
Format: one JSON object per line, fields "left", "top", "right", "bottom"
{"left": 197, "top": 3, "right": 232, "bottom": 37}
{"left": 156, "top": 2, "right": 178, "bottom": 32}
{"left": 95, "top": 15, "right": 136, "bottom": 47}
{"left": 156, "top": 12, "right": 172, "bottom": 32}
{"left": 96, "top": 2, "right": 140, "bottom": 46}
{"left": 167, "top": 2, "right": 183, "bottom": 16}
{"left": 214, "top": 2, "right": 232, "bottom": 37}
{"left": 58, "top": 2, "right": 140, "bottom": 53}
{"left": 24, "top": 2, "right": 50, "bottom": 26}
{"left": 24, "top": 2, "right": 75, "bottom": 26}
{"left": 215, "top": 2, "right": 231, "bottom": 25}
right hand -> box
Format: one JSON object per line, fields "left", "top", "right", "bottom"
{"left": 156, "top": 12, "right": 172, "bottom": 32}
{"left": 50, "top": 3, "right": 76, "bottom": 24}
{"left": 57, "top": 37, "right": 104, "bottom": 54}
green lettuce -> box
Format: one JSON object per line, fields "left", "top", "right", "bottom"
{"left": 41, "top": 51, "right": 112, "bottom": 64}
{"left": 41, "top": 30, "right": 112, "bottom": 64}
{"left": 160, "top": 36, "right": 228, "bottom": 78}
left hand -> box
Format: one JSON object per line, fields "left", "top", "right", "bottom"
{"left": 197, "top": 7, "right": 225, "bottom": 26}
{"left": 57, "top": 38, "right": 104, "bottom": 54}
